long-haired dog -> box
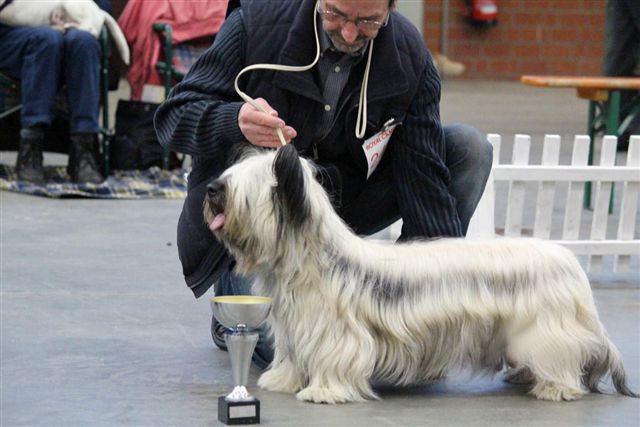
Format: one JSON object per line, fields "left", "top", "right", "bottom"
{"left": 204, "top": 144, "right": 638, "bottom": 404}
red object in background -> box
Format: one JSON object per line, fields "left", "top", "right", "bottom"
{"left": 118, "top": 0, "right": 228, "bottom": 100}
{"left": 464, "top": 0, "right": 498, "bottom": 26}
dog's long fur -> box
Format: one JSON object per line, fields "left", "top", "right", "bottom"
{"left": 204, "top": 144, "right": 638, "bottom": 404}
{"left": 0, "top": 0, "right": 130, "bottom": 64}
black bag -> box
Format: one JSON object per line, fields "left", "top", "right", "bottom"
{"left": 111, "top": 100, "right": 172, "bottom": 170}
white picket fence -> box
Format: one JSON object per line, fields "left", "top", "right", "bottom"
{"left": 466, "top": 134, "right": 640, "bottom": 273}
{"left": 379, "top": 134, "right": 640, "bottom": 275}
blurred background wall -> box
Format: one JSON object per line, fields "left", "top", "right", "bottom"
{"left": 111, "top": 0, "right": 606, "bottom": 81}
{"left": 419, "top": 0, "right": 605, "bottom": 79}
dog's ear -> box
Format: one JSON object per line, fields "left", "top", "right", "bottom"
{"left": 273, "top": 144, "right": 310, "bottom": 228}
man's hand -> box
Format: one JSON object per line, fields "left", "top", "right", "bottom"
{"left": 238, "top": 98, "right": 297, "bottom": 147}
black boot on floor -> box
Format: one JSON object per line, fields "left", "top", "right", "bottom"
{"left": 16, "top": 127, "right": 45, "bottom": 184}
{"left": 68, "top": 133, "right": 104, "bottom": 184}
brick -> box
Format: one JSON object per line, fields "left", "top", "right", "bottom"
{"left": 430, "top": 0, "right": 605, "bottom": 78}
{"left": 520, "top": 60, "right": 548, "bottom": 75}
{"left": 550, "top": 28, "right": 578, "bottom": 42}
{"left": 492, "top": 60, "right": 517, "bottom": 74}
{"left": 542, "top": 44, "right": 571, "bottom": 57}
{"left": 514, "top": 44, "right": 541, "bottom": 57}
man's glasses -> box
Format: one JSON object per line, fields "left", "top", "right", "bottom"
{"left": 316, "top": 2, "right": 389, "bottom": 33}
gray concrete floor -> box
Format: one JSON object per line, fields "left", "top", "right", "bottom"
{"left": 1, "top": 80, "right": 639, "bottom": 426}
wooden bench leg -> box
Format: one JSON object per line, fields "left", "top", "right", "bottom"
{"left": 584, "top": 100, "right": 597, "bottom": 208}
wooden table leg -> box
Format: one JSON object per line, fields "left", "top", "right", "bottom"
{"left": 584, "top": 100, "right": 597, "bottom": 208}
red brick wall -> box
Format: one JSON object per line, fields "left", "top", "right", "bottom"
{"left": 422, "top": 0, "right": 606, "bottom": 80}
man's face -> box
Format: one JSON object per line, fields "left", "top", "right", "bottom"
{"left": 318, "top": 0, "right": 391, "bottom": 54}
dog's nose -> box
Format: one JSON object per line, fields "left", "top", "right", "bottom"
{"left": 207, "top": 180, "right": 224, "bottom": 198}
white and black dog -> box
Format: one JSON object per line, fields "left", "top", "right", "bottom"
{"left": 204, "top": 144, "right": 638, "bottom": 404}
{"left": 0, "top": 0, "right": 129, "bottom": 64}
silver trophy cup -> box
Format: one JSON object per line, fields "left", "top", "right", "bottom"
{"left": 210, "top": 295, "right": 272, "bottom": 425}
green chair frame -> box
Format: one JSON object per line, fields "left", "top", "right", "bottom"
{"left": 152, "top": 23, "right": 215, "bottom": 169}
{"left": 152, "top": 22, "right": 179, "bottom": 170}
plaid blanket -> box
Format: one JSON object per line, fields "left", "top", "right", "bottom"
{"left": 0, "top": 164, "right": 187, "bottom": 199}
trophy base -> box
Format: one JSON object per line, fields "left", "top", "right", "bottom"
{"left": 218, "top": 396, "right": 260, "bottom": 425}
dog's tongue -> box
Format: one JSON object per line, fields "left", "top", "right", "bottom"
{"left": 209, "top": 214, "right": 225, "bottom": 231}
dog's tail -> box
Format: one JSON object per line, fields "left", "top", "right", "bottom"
{"left": 584, "top": 335, "right": 639, "bottom": 398}
{"left": 101, "top": 11, "right": 130, "bottom": 65}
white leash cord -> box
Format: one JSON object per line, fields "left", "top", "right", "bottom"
{"left": 233, "top": 1, "right": 374, "bottom": 145}
{"left": 233, "top": 3, "right": 321, "bottom": 146}
{"left": 355, "top": 39, "right": 373, "bottom": 139}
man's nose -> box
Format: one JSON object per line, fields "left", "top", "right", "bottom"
{"left": 341, "top": 21, "right": 359, "bottom": 43}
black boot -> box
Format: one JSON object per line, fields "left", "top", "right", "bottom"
{"left": 16, "top": 127, "right": 45, "bottom": 184}
{"left": 68, "top": 133, "right": 104, "bottom": 184}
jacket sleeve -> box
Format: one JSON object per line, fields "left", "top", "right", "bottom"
{"left": 392, "top": 64, "right": 463, "bottom": 238}
{"left": 154, "top": 9, "right": 247, "bottom": 158}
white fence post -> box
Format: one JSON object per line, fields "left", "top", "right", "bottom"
{"left": 466, "top": 134, "right": 500, "bottom": 239}
{"left": 588, "top": 136, "right": 618, "bottom": 272}
{"left": 562, "top": 136, "right": 590, "bottom": 240}
{"left": 615, "top": 135, "right": 640, "bottom": 272}
{"left": 504, "top": 134, "right": 531, "bottom": 237}
{"left": 533, "top": 135, "right": 561, "bottom": 239}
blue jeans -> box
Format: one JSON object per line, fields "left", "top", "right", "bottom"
{"left": 0, "top": 25, "right": 101, "bottom": 133}
{"left": 216, "top": 123, "right": 493, "bottom": 367}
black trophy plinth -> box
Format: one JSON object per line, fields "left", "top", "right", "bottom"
{"left": 218, "top": 396, "right": 260, "bottom": 425}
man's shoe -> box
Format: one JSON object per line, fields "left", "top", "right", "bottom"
{"left": 68, "top": 133, "right": 104, "bottom": 184}
{"left": 16, "top": 128, "right": 45, "bottom": 184}
{"left": 211, "top": 315, "right": 229, "bottom": 351}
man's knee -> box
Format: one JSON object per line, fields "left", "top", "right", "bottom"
{"left": 444, "top": 123, "right": 493, "bottom": 171}
{"left": 27, "top": 27, "right": 64, "bottom": 52}
{"left": 64, "top": 29, "right": 100, "bottom": 53}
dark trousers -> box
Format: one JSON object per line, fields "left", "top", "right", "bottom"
{"left": 603, "top": 0, "right": 640, "bottom": 136}
{"left": 0, "top": 25, "right": 101, "bottom": 133}
{"left": 216, "top": 123, "right": 493, "bottom": 367}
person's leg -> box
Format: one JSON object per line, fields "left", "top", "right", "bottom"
{"left": 0, "top": 26, "right": 63, "bottom": 182}
{"left": 443, "top": 123, "right": 493, "bottom": 234}
{"left": 63, "top": 28, "right": 100, "bottom": 134}
{"left": 604, "top": 0, "right": 639, "bottom": 78}
{"left": 213, "top": 265, "right": 274, "bottom": 369}
{"left": 603, "top": 0, "right": 640, "bottom": 149}
{"left": 341, "top": 123, "right": 492, "bottom": 236}
{"left": 63, "top": 29, "right": 103, "bottom": 183}
{"left": 0, "top": 26, "right": 63, "bottom": 128}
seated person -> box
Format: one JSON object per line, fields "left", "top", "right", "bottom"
{"left": 0, "top": 0, "right": 113, "bottom": 184}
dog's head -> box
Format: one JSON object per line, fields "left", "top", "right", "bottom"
{"left": 204, "top": 144, "right": 321, "bottom": 274}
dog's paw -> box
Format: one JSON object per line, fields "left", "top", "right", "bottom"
{"left": 504, "top": 366, "right": 535, "bottom": 384}
{"left": 258, "top": 368, "right": 302, "bottom": 394}
{"left": 295, "top": 386, "right": 361, "bottom": 404}
{"left": 531, "top": 381, "right": 584, "bottom": 401}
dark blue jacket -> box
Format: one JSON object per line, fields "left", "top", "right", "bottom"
{"left": 155, "top": 0, "right": 461, "bottom": 297}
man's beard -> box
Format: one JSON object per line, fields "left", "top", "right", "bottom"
{"left": 326, "top": 30, "right": 368, "bottom": 54}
